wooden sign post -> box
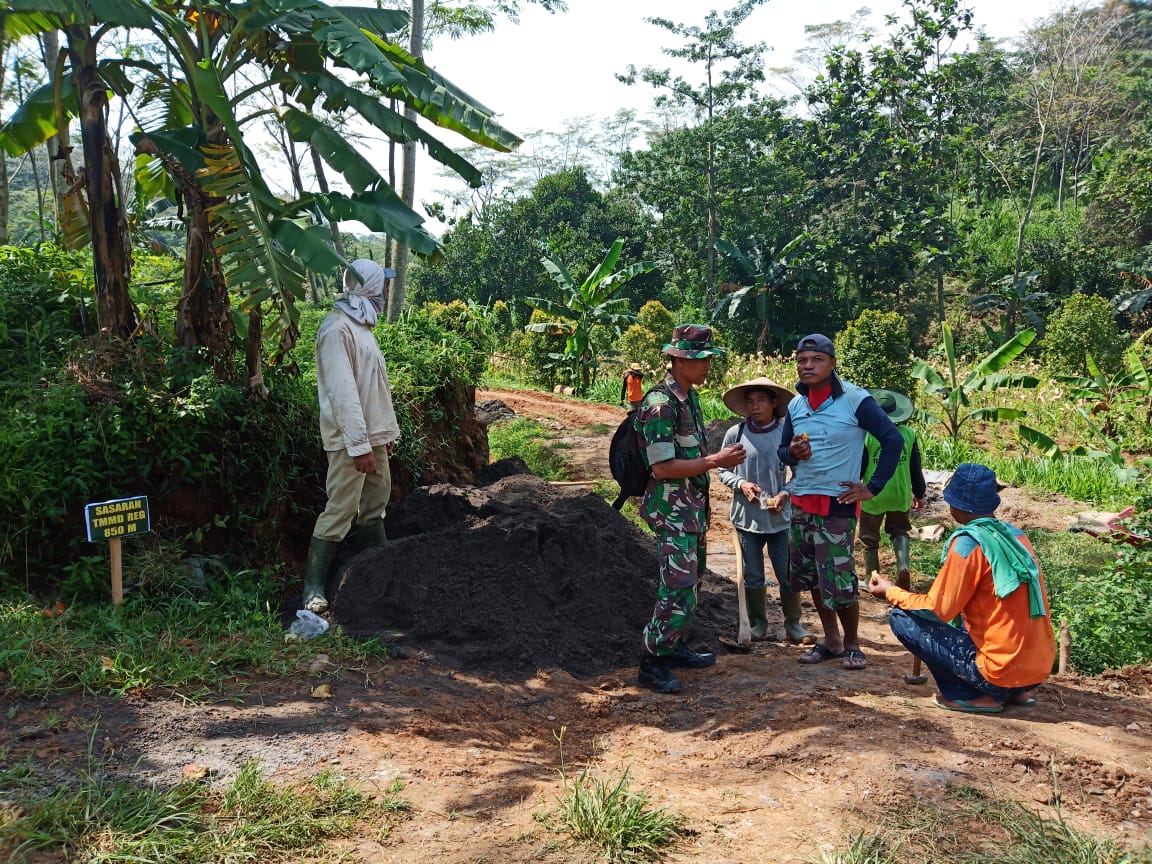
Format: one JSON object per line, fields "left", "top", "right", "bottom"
{"left": 84, "top": 496, "right": 151, "bottom": 606}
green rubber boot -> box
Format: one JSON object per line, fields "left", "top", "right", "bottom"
{"left": 780, "top": 590, "right": 811, "bottom": 644}
{"left": 893, "top": 534, "right": 912, "bottom": 589}
{"left": 744, "top": 586, "right": 769, "bottom": 641}
{"left": 303, "top": 536, "right": 340, "bottom": 614}
{"left": 862, "top": 547, "right": 881, "bottom": 582}
{"left": 355, "top": 519, "right": 388, "bottom": 551}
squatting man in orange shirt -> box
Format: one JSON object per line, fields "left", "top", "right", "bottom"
{"left": 867, "top": 463, "right": 1056, "bottom": 714}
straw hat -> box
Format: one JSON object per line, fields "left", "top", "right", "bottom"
{"left": 722, "top": 377, "right": 794, "bottom": 418}
{"left": 628, "top": 362, "right": 641, "bottom": 371}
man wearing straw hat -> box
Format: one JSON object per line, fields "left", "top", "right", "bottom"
{"left": 635, "top": 324, "right": 747, "bottom": 693}
{"left": 302, "top": 259, "right": 400, "bottom": 615}
{"left": 620, "top": 362, "right": 645, "bottom": 411}
{"left": 718, "top": 377, "right": 810, "bottom": 643}
{"left": 859, "top": 389, "right": 926, "bottom": 589}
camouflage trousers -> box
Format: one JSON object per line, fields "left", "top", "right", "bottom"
{"left": 788, "top": 513, "right": 858, "bottom": 610}
{"left": 642, "top": 530, "right": 707, "bottom": 656}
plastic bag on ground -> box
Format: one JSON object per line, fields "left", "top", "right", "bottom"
{"left": 287, "top": 609, "right": 329, "bottom": 639}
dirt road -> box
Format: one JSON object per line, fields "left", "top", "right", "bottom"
{"left": 5, "top": 388, "right": 1149, "bottom": 863}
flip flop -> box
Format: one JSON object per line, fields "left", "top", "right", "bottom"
{"left": 933, "top": 695, "right": 1004, "bottom": 714}
{"left": 797, "top": 644, "right": 845, "bottom": 665}
{"left": 841, "top": 647, "right": 867, "bottom": 670}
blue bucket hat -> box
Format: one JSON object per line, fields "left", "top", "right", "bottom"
{"left": 943, "top": 463, "right": 1001, "bottom": 514}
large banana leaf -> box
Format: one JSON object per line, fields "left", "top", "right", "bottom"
{"left": 298, "top": 190, "right": 439, "bottom": 255}
{"left": 968, "top": 328, "right": 1036, "bottom": 378}
{"left": 5, "top": 0, "right": 154, "bottom": 27}
{"left": 278, "top": 107, "right": 382, "bottom": 194}
{"left": 245, "top": 0, "right": 406, "bottom": 90}
{"left": 371, "top": 38, "right": 520, "bottom": 151}
{"left": 0, "top": 78, "right": 75, "bottom": 157}
{"left": 540, "top": 255, "right": 576, "bottom": 294}
{"left": 271, "top": 220, "right": 346, "bottom": 275}
{"left": 332, "top": 5, "right": 408, "bottom": 35}
{"left": 579, "top": 239, "right": 624, "bottom": 297}
{"left": 195, "top": 59, "right": 309, "bottom": 321}
{"left": 289, "top": 72, "right": 482, "bottom": 187}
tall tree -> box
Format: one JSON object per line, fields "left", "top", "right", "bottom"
{"left": 618, "top": 0, "right": 767, "bottom": 310}
{"left": 385, "top": 0, "right": 568, "bottom": 322}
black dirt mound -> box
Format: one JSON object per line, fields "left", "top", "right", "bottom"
{"left": 328, "top": 474, "right": 733, "bottom": 678}
{"left": 475, "top": 456, "right": 532, "bottom": 486}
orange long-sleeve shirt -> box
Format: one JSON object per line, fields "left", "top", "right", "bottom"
{"left": 885, "top": 525, "right": 1056, "bottom": 688}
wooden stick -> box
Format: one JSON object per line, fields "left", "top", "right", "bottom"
{"left": 731, "top": 532, "right": 751, "bottom": 646}
{"left": 110, "top": 537, "right": 123, "bottom": 606}
{"left": 1058, "top": 620, "right": 1071, "bottom": 674}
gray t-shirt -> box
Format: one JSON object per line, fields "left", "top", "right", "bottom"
{"left": 717, "top": 420, "right": 792, "bottom": 534}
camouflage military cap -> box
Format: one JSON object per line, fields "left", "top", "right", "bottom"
{"left": 662, "top": 324, "right": 725, "bottom": 359}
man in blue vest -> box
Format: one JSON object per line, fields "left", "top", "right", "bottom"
{"left": 777, "top": 334, "right": 904, "bottom": 670}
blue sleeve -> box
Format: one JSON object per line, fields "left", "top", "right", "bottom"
{"left": 855, "top": 397, "right": 903, "bottom": 493}
{"left": 777, "top": 412, "right": 797, "bottom": 465}
{"left": 910, "top": 436, "right": 926, "bottom": 498}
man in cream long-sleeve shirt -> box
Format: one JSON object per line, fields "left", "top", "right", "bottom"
{"left": 303, "top": 259, "right": 401, "bottom": 614}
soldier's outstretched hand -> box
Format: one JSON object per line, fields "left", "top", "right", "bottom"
{"left": 714, "top": 444, "right": 747, "bottom": 470}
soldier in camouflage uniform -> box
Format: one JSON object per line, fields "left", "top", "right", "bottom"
{"left": 635, "top": 324, "right": 747, "bottom": 693}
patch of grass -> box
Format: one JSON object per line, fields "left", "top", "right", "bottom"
{"left": 0, "top": 758, "right": 410, "bottom": 862}
{"left": 539, "top": 766, "right": 686, "bottom": 863}
{"left": 487, "top": 417, "right": 569, "bottom": 481}
{"left": 1030, "top": 527, "right": 1152, "bottom": 675}
{"left": 0, "top": 570, "right": 387, "bottom": 699}
{"left": 818, "top": 784, "right": 1148, "bottom": 864}
{"left": 919, "top": 432, "right": 1131, "bottom": 507}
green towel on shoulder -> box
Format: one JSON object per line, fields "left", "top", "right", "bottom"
{"left": 943, "top": 517, "right": 1046, "bottom": 618}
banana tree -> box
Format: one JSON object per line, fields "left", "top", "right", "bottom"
{"left": 525, "top": 239, "right": 658, "bottom": 396}
{"left": 0, "top": 0, "right": 519, "bottom": 383}
{"left": 1053, "top": 351, "right": 1147, "bottom": 438}
{"left": 913, "top": 321, "right": 1039, "bottom": 443}
{"left": 713, "top": 233, "right": 810, "bottom": 353}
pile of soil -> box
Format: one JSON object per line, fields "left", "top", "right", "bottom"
{"left": 328, "top": 473, "right": 733, "bottom": 678}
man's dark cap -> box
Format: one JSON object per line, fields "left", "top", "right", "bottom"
{"left": 796, "top": 333, "right": 835, "bottom": 357}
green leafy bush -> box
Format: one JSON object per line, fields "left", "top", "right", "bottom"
{"left": 1041, "top": 294, "right": 1128, "bottom": 376}
{"left": 836, "top": 309, "right": 914, "bottom": 395}
{"left": 2, "top": 295, "right": 484, "bottom": 590}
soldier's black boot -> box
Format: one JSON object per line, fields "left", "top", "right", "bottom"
{"left": 668, "top": 642, "right": 716, "bottom": 668}
{"left": 638, "top": 654, "right": 682, "bottom": 693}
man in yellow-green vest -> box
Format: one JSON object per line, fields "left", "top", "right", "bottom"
{"left": 859, "top": 389, "right": 926, "bottom": 589}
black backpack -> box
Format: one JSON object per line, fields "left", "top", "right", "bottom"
{"left": 608, "top": 383, "right": 681, "bottom": 510}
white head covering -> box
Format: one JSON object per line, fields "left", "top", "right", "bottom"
{"left": 334, "top": 259, "right": 393, "bottom": 326}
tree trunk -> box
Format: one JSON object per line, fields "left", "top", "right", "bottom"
{"left": 68, "top": 26, "right": 137, "bottom": 340}
{"left": 42, "top": 31, "right": 70, "bottom": 234}
{"left": 310, "top": 145, "right": 345, "bottom": 300}
{"left": 0, "top": 35, "right": 9, "bottom": 245}
{"left": 386, "top": 0, "right": 425, "bottom": 323}
{"left": 245, "top": 305, "right": 269, "bottom": 400}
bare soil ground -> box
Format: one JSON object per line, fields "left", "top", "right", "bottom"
{"left": 4, "top": 388, "right": 1150, "bottom": 863}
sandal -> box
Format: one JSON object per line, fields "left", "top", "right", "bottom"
{"left": 797, "top": 644, "right": 845, "bottom": 665}
{"left": 841, "top": 647, "right": 867, "bottom": 670}
{"left": 933, "top": 695, "right": 1004, "bottom": 714}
